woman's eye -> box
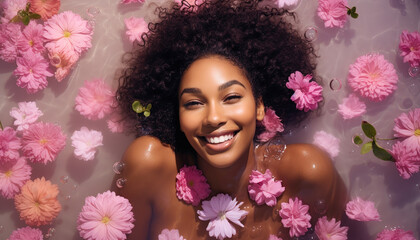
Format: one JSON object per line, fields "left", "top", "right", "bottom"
{"left": 224, "top": 95, "right": 242, "bottom": 103}
{"left": 183, "top": 101, "right": 202, "bottom": 109}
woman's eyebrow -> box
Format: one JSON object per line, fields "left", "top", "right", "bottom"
{"left": 180, "top": 88, "right": 201, "bottom": 97}
{"left": 218, "top": 80, "right": 246, "bottom": 91}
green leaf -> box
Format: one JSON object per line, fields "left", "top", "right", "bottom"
{"left": 351, "top": 6, "right": 356, "bottom": 13}
{"left": 347, "top": 9, "right": 352, "bottom": 15}
{"left": 361, "top": 141, "right": 372, "bottom": 154}
{"left": 146, "top": 103, "right": 152, "bottom": 111}
{"left": 372, "top": 141, "right": 395, "bottom": 162}
{"left": 144, "top": 111, "right": 150, "bottom": 117}
{"left": 353, "top": 135, "right": 363, "bottom": 145}
{"left": 132, "top": 100, "right": 144, "bottom": 113}
{"left": 22, "top": 16, "right": 30, "bottom": 25}
{"left": 0, "top": 121, "right": 3, "bottom": 130}
{"left": 351, "top": 12, "right": 359, "bottom": 19}
{"left": 361, "top": 121, "right": 376, "bottom": 139}
{"left": 9, "top": 15, "right": 21, "bottom": 23}
{"left": 29, "top": 13, "right": 41, "bottom": 19}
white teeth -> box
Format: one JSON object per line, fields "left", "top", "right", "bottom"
{"left": 206, "top": 133, "right": 234, "bottom": 144}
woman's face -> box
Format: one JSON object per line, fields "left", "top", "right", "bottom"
{"left": 178, "top": 56, "right": 264, "bottom": 168}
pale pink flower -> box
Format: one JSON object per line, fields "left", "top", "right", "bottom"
{"left": 248, "top": 169, "right": 285, "bottom": 207}
{"left": 14, "top": 51, "right": 53, "bottom": 94}
{"left": 121, "top": 0, "right": 145, "bottom": 4}
{"left": 275, "top": 0, "right": 299, "bottom": 8}
{"left": 376, "top": 228, "right": 415, "bottom": 240}
{"left": 21, "top": 122, "right": 66, "bottom": 164}
{"left": 9, "top": 101, "right": 43, "bottom": 131}
{"left": 29, "top": 0, "right": 61, "bottom": 20}
{"left": 1, "top": 0, "right": 27, "bottom": 23}
{"left": 48, "top": 49, "right": 79, "bottom": 82}
{"left": 71, "top": 127, "right": 103, "bottom": 161}
{"left": 286, "top": 71, "right": 323, "bottom": 112}
{"left": 391, "top": 141, "right": 420, "bottom": 180}
{"left": 77, "top": 190, "right": 135, "bottom": 240}
{"left": 16, "top": 21, "right": 45, "bottom": 55}
{"left": 0, "top": 127, "right": 21, "bottom": 163}
{"left": 315, "top": 216, "right": 348, "bottom": 240}
{"left": 345, "top": 197, "right": 380, "bottom": 221}
{"left": 399, "top": 30, "right": 420, "bottom": 67}
{"left": 176, "top": 165, "right": 211, "bottom": 206}
{"left": 7, "top": 226, "right": 43, "bottom": 240}
{"left": 0, "top": 157, "right": 31, "bottom": 199}
{"left": 337, "top": 93, "right": 366, "bottom": 120}
{"left": 107, "top": 112, "right": 126, "bottom": 133}
{"left": 197, "top": 193, "right": 248, "bottom": 240}
{"left": 317, "top": 0, "right": 348, "bottom": 28}
{"left": 268, "top": 235, "right": 283, "bottom": 240}
{"left": 0, "top": 23, "right": 22, "bottom": 62}
{"left": 124, "top": 17, "right": 148, "bottom": 43}
{"left": 257, "top": 108, "right": 284, "bottom": 142}
{"left": 393, "top": 108, "right": 420, "bottom": 154}
{"left": 158, "top": 229, "right": 185, "bottom": 240}
{"left": 75, "top": 78, "right": 115, "bottom": 120}
{"left": 313, "top": 130, "right": 340, "bottom": 158}
{"left": 348, "top": 53, "right": 398, "bottom": 102}
{"left": 279, "top": 197, "right": 311, "bottom": 237}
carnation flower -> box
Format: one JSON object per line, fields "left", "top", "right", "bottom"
{"left": 337, "top": 93, "right": 366, "bottom": 120}
{"left": 21, "top": 121, "right": 67, "bottom": 164}
{"left": 393, "top": 108, "right": 420, "bottom": 154}
{"left": 0, "top": 23, "right": 22, "bottom": 62}
{"left": 75, "top": 78, "right": 115, "bottom": 120}
{"left": 9, "top": 101, "right": 44, "bottom": 131}
{"left": 279, "top": 197, "right": 311, "bottom": 237}
{"left": 248, "top": 169, "right": 285, "bottom": 207}
{"left": 77, "top": 190, "right": 135, "bottom": 240}
{"left": 16, "top": 21, "right": 45, "bottom": 55}
{"left": 158, "top": 229, "right": 185, "bottom": 240}
{"left": 317, "top": 0, "right": 348, "bottom": 28}
{"left": 257, "top": 108, "right": 284, "bottom": 142}
{"left": 1, "top": 0, "right": 27, "bottom": 23}
{"left": 345, "top": 197, "right": 380, "bottom": 221}
{"left": 48, "top": 48, "right": 79, "bottom": 82}
{"left": 71, "top": 127, "right": 103, "bottom": 161}
{"left": 7, "top": 226, "right": 43, "bottom": 240}
{"left": 391, "top": 141, "right": 420, "bottom": 179}
{"left": 313, "top": 130, "right": 340, "bottom": 158}
{"left": 275, "top": 0, "right": 299, "bottom": 8}
{"left": 197, "top": 193, "right": 248, "bottom": 240}
{"left": 14, "top": 177, "right": 61, "bottom": 226}
{"left": 0, "top": 127, "right": 21, "bottom": 163}
{"left": 399, "top": 30, "right": 420, "bottom": 67}
{"left": 124, "top": 17, "right": 148, "bottom": 43}
{"left": 176, "top": 165, "right": 211, "bottom": 206}
{"left": 376, "top": 228, "right": 415, "bottom": 240}
{"left": 315, "top": 216, "right": 348, "bottom": 240}
{"left": 29, "top": 0, "right": 61, "bottom": 20}
{"left": 0, "top": 157, "right": 32, "bottom": 199}
{"left": 286, "top": 71, "right": 323, "bottom": 112}
{"left": 348, "top": 53, "right": 398, "bottom": 102}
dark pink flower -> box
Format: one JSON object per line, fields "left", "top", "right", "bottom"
{"left": 313, "top": 130, "right": 340, "bottom": 158}
{"left": 124, "top": 17, "right": 148, "bottom": 43}
{"left": 286, "top": 71, "right": 323, "bottom": 112}
{"left": 317, "top": 0, "right": 348, "bottom": 28}
{"left": 315, "top": 216, "right": 348, "bottom": 240}
{"left": 393, "top": 108, "right": 420, "bottom": 154}
{"left": 0, "top": 23, "right": 22, "bottom": 62}
{"left": 16, "top": 21, "right": 45, "bottom": 55}
{"left": 257, "top": 108, "right": 284, "bottom": 142}
{"left": 279, "top": 197, "right": 311, "bottom": 237}
{"left": 0, "top": 127, "right": 21, "bottom": 164}
{"left": 337, "top": 93, "right": 366, "bottom": 120}
{"left": 399, "top": 30, "right": 420, "bottom": 67}
{"left": 176, "top": 165, "right": 210, "bottom": 206}
{"left": 345, "top": 197, "right": 380, "bottom": 221}
{"left": 158, "top": 229, "right": 185, "bottom": 240}
{"left": 376, "top": 228, "right": 415, "bottom": 240}
{"left": 9, "top": 101, "right": 44, "bottom": 131}
{"left": 391, "top": 141, "right": 420, "bottom": 179}
{"left": 0, "top": 157, "right": 31, "bottom": 199}
{"left": 248, "top": 169, "right": 285, "bottom": 207}
{"left": 7, "top": 226, "right": 43, "bottom": 240}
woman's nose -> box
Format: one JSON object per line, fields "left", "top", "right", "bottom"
{"left": 204, "top": 102, "right": 226, "bottom": 127}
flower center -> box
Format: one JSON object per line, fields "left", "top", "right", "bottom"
{"left": 188, "top": 180, "right": 194, "bottom": 187}
{"left": 415, "top": 129, "right": 420, "bottom": 136}
{"left": 34, "top": 201, "right": 40, "bottom": 207}
{"left": 39, "top": 138, "right": 48, "bottom": 145}
{"left": 410, "top": 46, "right": 415, "bottom": 52}
{"left": 101, "top": 216, "right": 110, "bottom": 224}
{"left": 29, "top": 40, "right": 34, "bottom": 46}
{"left": 5, "top": 170, "right": 12, "bottom": 177}
{"left": 218, "top": 211, "right": 226, "bottom": 220}
{"left": 369, "top": 72, "right": 379, "bottom": 80}
{"left": 63, "top": 30, "right": 72, "bottom": 38}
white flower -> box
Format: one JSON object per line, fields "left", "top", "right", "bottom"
{"left": 9, "top": 101, "right": 43, "bottom": 131}
{"left": 71, "top": 127, "right": 103, "bottom": 161}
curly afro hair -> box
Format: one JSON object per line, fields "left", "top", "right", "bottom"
{"left": 117, "top": 0, "right": 317, "bottom": 147}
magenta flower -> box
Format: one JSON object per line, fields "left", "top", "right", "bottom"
{"left": 9, "top": 101, "right": 44, "bottom": 131}
{"left": 337, "top": 93, "right": 366, "bottom": 120}
{"left": 0, "top": 23, "right": 22, "bottom": 62}
{"left": 197, "top": 193, "right": 248, "bottom": 240}
{"left": 399, "top": 30, "right": 420, "bottom": 67}
{"left": 286, "top": 71, "right": 323, "bottom": 112}
{"left": 315, "top": 216, "right": 348, "bottom": 240}
{"left": 376, "top": 228, "right": 415, "bottom": 240}
{"left": 248, "top": 169, "right": 285, "bottom": 207}
{"left": 312, "top": 130, "right": 340, "bottom": 158}
{"left": 0, "top": 157, "right": 31, "bottom": 199}
{"left": 257, "top": 108, "right": 284, "bottom": 142}
{"left": 77, "top": 190, "right": 135, "bottom": 240}
{"left": 158, "top": 229, "right": 185, "bottom": 240}
{"left": 124, "top": 17, "right": 148, "bottom": 43}
{"left": 317, "top": 0, "right": 348, "bottom": 28}
{"left": 0, "top": 127, "right": 21, "bottom": 164}
{"left": 21, "top": 122, "right": 66, "bottom": 164}
{"left": 345, "top": 197, "right": 380, "bottom": 221}
{"left": 71, "top": 127, "right": 103, "bottom": 161}
{"left": 393, "top": 108, "right": 420, "bottom": 154}
{"left": 17, "top": 21, "right": 45, "bottom": 55}
{"left": 391, "top": 141, "right": 420, "bottom": 179}
{"left": 176, "top": 165, "right": 210, "bottom": 206}
{"left": 1, "top": 0, "right": 27, "bottom": 24}
{"left": 279, "top": 197, "right": 311, "bottom": 238}
{"left": 348, "top": 53, "right": 398, "bottom": 102}
{"left": 7, "top": 226, "right": 43, "bottom": 240}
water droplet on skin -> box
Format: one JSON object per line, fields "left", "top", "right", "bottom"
{"left": 304, "top": 27, "right": 318, "bottom": 42}
{"left": 113, "top": 161, "right": 125, "bottom": 174}
{"left": 116, "top": 178, "right": 127, "bottom": 188}
{"left": 329, "top": 78, "right": 342, "bottom": 91}
{"left": 60, "top": 176, "right": 69, "bottom": 184}
{"left": 408, "top": 66, "right": 420, "bottom": 77}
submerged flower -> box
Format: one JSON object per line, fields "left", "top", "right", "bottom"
{"left": 0, "top": 157, "right": 32, "bottom": 199}
{"left": 348, "top": 53, "right": 398, "bottom": 102}
{"left": 345, "top": 197, "right": 380, "bottom": 221}
{"left": 9, "top": 101, "right": 44, "bottom": 131}
{"left": 393, "top": 108, "right": 420, "bottom": 153}
{"left": 313, "top": 130, "right": 340, "bottom": 158}
{"left": 48, "top": 48, "right": 79, "bottom": 82}
{"left": 1, "top": 0, "right": 27, "bottom": 23}
{"left": 16, "top": 21, "right": 45, "bottom": 55}
{"left": 124, "top": 17, "right": 148, "bottom": 43}
{"left": 29, "top": 0, "right": 61, "bottom": 20}
{"left": 279, "top": 197, "right": 311, "bottom": 238}
{"left": 286, "top": 71, "right": 323, "bottom": 112}
{"left": 77, "top": 190, "right": 135, "bottom": 240}
{"left": 0, "top": 23, "right": 22, "bottom": 62}
{"left": 317, "top": 0, "right": 348, "bottom": 28}
{"left": 337, "top": 93, "right": 366, "bottom": 120}
{"left": 158, "top": 229, "right": 185, "bottom": 240}
{"left": 257, "top": 108, "right": 284, "bottom": 142}
{"left": 0, "top": 127, "right": 21, "bottom": 163}
{"left": 391, "top": 141, "right": 420, "bottom": 179}
{"left": 14, "top": 177, "right": 61, "bottom": 226}
{"left": 21, "top": 122, "right": 67, "bottom": 164}
{"left": 248, "top": 169, "right": 285, "bottom": 207}
{"left": 71, "top": 127, "right": 103, "bottom": 161}
{"left": 399, "top": 30, "right": 420, "bottom": 67}
{"left": 376, "top": 228, "right": 415, "bottom": 240}
{"left": 315, "top": 216, "right": 348, "bottom": 240}
{"left": 107, "top": 112, "right": 126, "bottom": 133}
{"left": 7, "top": 226, "right": 43, "bottom": 240}
{"left": 275, "top": 0, "right": 299, "bottom": 8}
{"left": 197, "top": 193, "right": 248, "bottom": 240}
{"left": 176, "top": 165, "right": 210, "bottom": 206}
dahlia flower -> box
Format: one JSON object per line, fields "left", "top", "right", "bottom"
{"left": 279, "top": 197, "right": 311, "bottom": 237}
{"left": 0, "top": 23, "right": 22, "bottom": 62}
{"left": 29, "top": 0, "right": 61, "bottom": 20}
{"left": 345, "top": 197, "right": 380, "bottom": 221}
{"left": 391, "top": 141, "right": 420, "bottom": 179}
{"left": 248, "top": 169, "right": 285, "bottom": 207}
{"left": 399, "top": 30, "right": 420, "bottom": 67}
{"left": 0, "top": 157, "right": 32, "bottom": 199}
{"left": 286, "top": 71, "right": 323, "bottom": 112}
{"left": 16, "top": 21, "right": 45, "bottom": 55}
{"left": 77, "top": 190, "right": 135, "bottom": 240}
{"left": 176, "top": 165, "right": 211, "bottom": 206}
{"left": 9, "top": 101, "right": 44, "bottom": 131}
{"left": 348, "top": 53, "right": 398, "bottom": 102}
{"left": 0, "top": 127, "right": 21, "bottom": 163}
{"left": 124, "top": 17, "right": 148, "bottom": 43}
{"left": 1, "top": 0, "right": 27, "bottom": 23}
{"left": 158, "top": 229, "right": 185, "bottom": 240}
{"left": 257, "top": 108, "right": 284, "bottom": 142}
{"left": 337, "top": 93, "right": 366, "bottom": 120}
{"left": 107, "top": 112, "right": 126, "bottom": 133}
{"left": 376, "top": 228, "right": 415, "bottom": 240}
{"left": 14, "top": 177, "right": 61, "bottom": 226}
{"left": 48, "top": 48, "right": 79, "bottom": 82}
{"left": 317, "top": 0, "right": 348, "bottom": 28}
{"left": 71, "top": 127, "right": 103, "bottom": 161}
{"left": 7, "top": 226, "right": 43, "bottom": 240}
{"left": 312, "top": 130, "right": 340, "bottom": 158}
{"left": 393, "top": 108, "right": 420, "bottom": 153}
{"left": 315, "top": 216, "right": 348, "bottom": 240}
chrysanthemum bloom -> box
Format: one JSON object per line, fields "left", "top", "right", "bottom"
{"left": 48, "top": 49, "right": 79, "bottom": 82}
{"left": 125, "top": 17, "right": 148, "bottom": 43}
{"left": 376, "top": 228, "right": 415, "bottom": 240}
{"left": 279, "top": 197, "right": 311, "bottom": 237}
{"left": 0, "top": 23, "right": 22, "bottom": 62}
{"left": 268, "top": 235, "right": 283, "bottom": 240}
{"left": 276, "top": 0, "right": 299, "bottom": 8}
{"left": 75, "top": 78, "right": 115, "bottom": 120}
{"left": 393, "top": 108, "right": 420, "bottom": 154}
{"left": 348, "top": 53, "right": 398, "bottom": 102}
{"left": 0, "top": 127, "right": 21, "bottom": 163}
{"left": 248, "top": 169, "right": 285, "bottom": 207}
{"left": 10, "top": 101, "right": 44, "bottom": 131}
{"left": 315, "top": 216, "right": 348, "bottom": 240}
{"left": 197, "top": 193, "right": 248, "bottom": 240}
{"left": 16, "top": 21, "right": 45, "bottom": 55}
{"left": 14, "top": 177, "right": 61, "bottom": 226}
{"left": 317, "top": 0, "right": 348, "bottom": 28}
{"left": 21, "top": 122, "right": 67, "bottom": 164}
{"left": 176, "top": 165, "right": 211, "bottom": 206}
{"left": 337, "top": 93, "right": 366, "bottom": 120}
{"left": 345, "top": 197, "right": 380, "bottom": 221}
{"left": 391, "top": 141, "right": 420, "bottom": 179}
{"left": 71, "top": 127, "right": 103, "bottom": 161}
{"left": 1, "top": 0, "right": 27, "bottom": 23}
{"left": 77, "top": 190, "right": 135, "bottom": 240}
{"left": 0, "top": 157, "right": 31, "bottom": 199}
{"left": 29, "top": 0, "right": 61, "bottom": 20}
{"left": 399, "top": 30, "right": 420, "bottom": 67}
{"left": 7, "top": 226, "right": 43, "bottom": 240}
{"left": 107, "top": 112, "right": 126, "bottom": 133}
{"left": 158, "top": 229, "right": 185, "bottom": 240}
{"left": 286, "top": 71, "right": 323, "bottom": 112}
{"left": 257, "top": 108, "right": 284, "bottom": 142}
{"left": 313, "top": 131, "right": 340, "bottom": 158}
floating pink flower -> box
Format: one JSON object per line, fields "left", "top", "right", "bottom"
{"left": 393, "top": 108, "right": 420, "bottom": 154}
{"left": 71, "top": 127, "right": 103, "bottom": 161}
{"left": 286, "top": 71, "right": 323, "bottom": 112}
{"left": 197, "top": 193, "right": 248, "bottom": 240}
{"left": 21, "top": 122, "right": 66, "bottom": 164}
{"left": 0, "top": 127, "right": 21, "bottom": 163}
{"left": 14, "top": 177, "right": 61, "bottom": 226}
{"left": 376, "top": 228, "right": 415, "bottom": 240}
{"left": 16, "top": 21, "right": 45, "bottom": 55}
{"left": 399, "top": 30, "right": 420, "bottom": 67}
{"left": 158, "top": 229, "right": 185, "bottom": 240}
{"left": 124, "top": 17, "right": 148, "bottom": 43}
{"left": 0, "top": 23, "right": 22, "bottom": 62}
{"left": 257, "top": 108, "right": 284, "bottom": 142}
{"left": 77, "top": 190, "right": 135, "bottom": 240}
{"left": 315, "top": 216, "right": 348, "bottom": 240}
{"left": 337, "top": 93, "right": 366, "bottom": 120}
{"left": 75, "top": 78, "right": 115, "bottom": 120}
{"left": 176, "top": 165, "right": 210, "bottom": 206}
{"left": 275, "top": 0, "right": 299, "bottom": 8}
{"left": 0, "top": 157, "right": 31, "bottom": 199}
{"left": 9, "top": 101, "right": 44, "bottom": 131}
{"left": 7, "top": 226, "right": 43, "bottom": 240}
{"left": 317, "top": 0, "right": 348, "bottom": 28}
{"left": 348, "top": 53, "right": 398, "bottom": 102}
{"left": 268, "top": 235, "right": 283, "bottom": 240}
{"left": 391, "top": 141, "right": 420, "bottom": 179}
{"left": 29, "top": 0, "right": 61, "bottom": 20}
{"left": 313, "top": 130, "right": 340, "bottom": 158}
{"left": 48, "top": 48, "right": 79, "bottom": 82}
{"left": 345, "top": 197, "right": 380, "bottom": 221}
{"left": 1, "top": 0, "right": 27, "bottom": 23}
{"left": 279, "top": 197, "right": 311, "bottom": 238}
{"left": 107, "top": 112, "right": 126, "bottom": 133}
{"left": 248, "top": 169, "right": 285, "bottom": 207}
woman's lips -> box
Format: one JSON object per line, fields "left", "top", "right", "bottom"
{"left": 202, "top": 132, "right": 237, "bottom": 152}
